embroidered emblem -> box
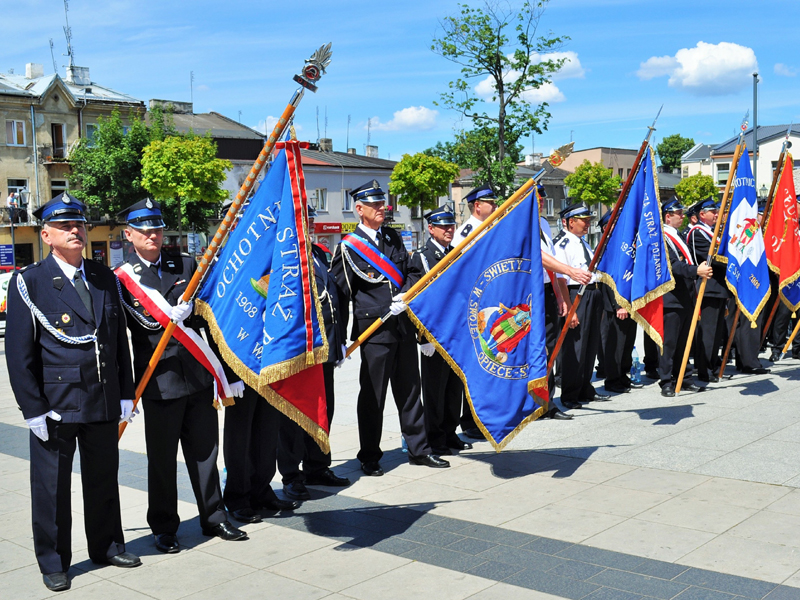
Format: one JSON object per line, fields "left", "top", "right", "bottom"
{"left": 63, "top": 195, "right": 71, "bottom": 204}
{"left": 559, "top": 238, "right": 569, "bottom": 248}
{"left": 461, "top": 224, "right": 473, "bottom": 237}
{"left": 145, "top": 198, "right": 153, "bottom": 209}
{"left": 62, "top": 313, "right": 70, "bottom": 323}
{"left": 133, "top": 263, "right": 142, "bottom": 273}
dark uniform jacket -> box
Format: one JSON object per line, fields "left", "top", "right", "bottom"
{"left": 312, "top": 244, "right": 345, "bottom": 363}
{"left": 119, "top": 251, "right": 213, "bottom": 400}
{"left": 330, "top": 225, "right": 413, "bottom": 344}
{"left": 664, "top": 235, "right": 700, "bottom": 309}
{"left": 406, "top": 238, "right": 448, "bottom": 289}
{"left": 686, "top": 224, "right": 728, "bottom": 298}
{"left": 7, "top": 254, "right": 134, "bottom": 422}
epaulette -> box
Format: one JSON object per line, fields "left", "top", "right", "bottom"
{"left": 552, "top": 230, "right": 566, "bottom": 243}
{"left": 17, "top": 262, "right": 40, "bottom": 273}
{"left": 460, "top": 224, "right": 473, "bottom": 237}
{"left": 558, "top": 237, "right": 570, "bottom": 249}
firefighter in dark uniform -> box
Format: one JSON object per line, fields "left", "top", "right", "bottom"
{"left": 660, "top": 198, "right": 713, "bottom": 396}
{"left": 117, "top": 199, "right": 247, "bottom": 554}
{"left": 686, "top": 198, "right": 729, "bottom": 383}
{"left": 406, "top": 206, "right": 473, "bottom": 453}
{"left": 330, "top": 180, "right": 449, "bottom": 476}
{"left": 597, "top": 211, "right": 642, "bottom": 394}
{"left": 552, "top": 202, "right": 610, "bottom": 408}
{"left": 6, "top": 194, "right": 140, "bottom": 592}
{"left": 278, "top": 205, "right": 351, "bottom": 501}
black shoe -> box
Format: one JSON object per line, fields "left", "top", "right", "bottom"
{"left": 260, "top": 497, "right": 300, "bottom": 511}
{"left": 409, "top": 454, "right": 450, "bottom": 468}
{"left": 628, "top": 381, "right": 644, "bottom": 389}
{"left": 645, "top": 370, "right": 659, "bottom": 380}
{"left": 661, "top": 384, "right": 675, "bottom": 398}
{"left": 283, "top": 481, "right": 311, "bottom": 501}
{"left": 154, "top": 533, "right": 180, "bottom": 553}
{"left": 562, "top": 399, "right": 582, "bottom": 410}
{"left": 462, "top": 427, "right": 484, "bottom": 440}
{"left": 604, "top": 383, "right": 630, "bottom": 394}
{"left": 104, "top": 552, "right": 142, "bottom": 568}
{"left": 582, "top": 393, "right": 611, "bottom": 402}
{"left": 700, "top": 374, "right": 720, "bottom": 383}
{"left": 304, "top": 468, "right": 351, "bottom": 487}
{"left": 741, "top": 366, "right": 771, "bottom": 374}
{"left": 549, "top": 410, "right": 573, "bottom": 420}
{"left": 770, "top": 351, "right": 781, "bottom": 363}
{"left": 361, "top": 461, "right": 384, "bottom": 476}
{"left": 42, "top": 572, "right": 70, "bottom": 592}
{"left": 202, "top": 521, "right": 248, "bottom": 541}
{"left": 446, "top": 438, "right": 473, "bottom": 451}
{"left": 230, "top": 508, "right": 262, "bottom": 523}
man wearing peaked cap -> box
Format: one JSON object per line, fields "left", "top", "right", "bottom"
{"left": 330, "top": 180, "right": 449, "bottom": 476}
{"left": 406, "top": 206, "right": 473, "bottom": 455}
{"left": 455, "top": 184, "right": 498, "bottom": 438}
{"left": 116, "top": 198, "right": 249, "bottom": 553}
{"left": 7, "top": 192, "right": 141, "bottom": 591}
{"left": 552, "top": 201, "right": 611, "bottom": 407}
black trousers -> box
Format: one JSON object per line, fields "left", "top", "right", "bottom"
{"left": 278, "top": 363, "right": 336, "bottom": 484}
{"left": 223, "top": 387, "right": 281, "bottom": 511}
{"left": 658, "top": 307, "right": 692, "bottom": 385}
{"left": 695, "top": 296, "right": 727, "bottom": 380}
{"left": 596, "top": 311, "right": 606, "bottom": 377}
{"left": 30, "top": 420, "right": 125, "bottom": 574}
{"left": 771, "top": 302, "right": 800, "bottom": 355}
{"left": 730, "top": 297, "right": 762, "bottom": 370}
{"left": 421, "top": 350, "right": 464, "bottom": 452}
{"left": 544, "top": 284, "right": 558, "bottom": 403}
{"left": 357, "top": 337, "right": 430, "bottom": 463}
{"left": 143, "top": 389, "right": 226, "bottom": 534}
{"left": 643, "top": 333, "right": 659, "bottom": 374}
{"left": 561, "top": 287, "right": 602, "bottom": 402}
{"left": 604, "top": 311, "right": 637, "bottom": 387}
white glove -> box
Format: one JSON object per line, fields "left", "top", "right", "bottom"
{"left": 26, "top": 410, "right": 61, "bottom": 442}
{"left": 229, "top": 381, "right": 246, "bottom": 398}
{"left": 390, "top": 293, "right": 407, "bottom": 316}
{"left": 420, "top": 342, "right": 436, "bottom": 357}
{"left": 119, "top": 399, "right": 138, "bottom": 424}
{"left": 169, "top": 300, "right": 194, "bottom": 322}
{"left": 335, "top": 344, "right": 350, "bottom": 368}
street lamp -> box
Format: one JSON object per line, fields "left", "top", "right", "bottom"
{"left": 18, "top": 188, "right": 30, "bottom": 223}
{"left": 759, "top": 184, "right": 768, "bottom": 200}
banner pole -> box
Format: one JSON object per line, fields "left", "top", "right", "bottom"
{"left": 120, "top": 44, "right": 332, "bottom": 439}
{"left": 718, "top": 307, "right": 740, "bottom": 379}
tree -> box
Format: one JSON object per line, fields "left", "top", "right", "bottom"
{"left": 656, "top": 134, "right": 695, "bottom": 172}
{"left": 675, "top": 173, "right": 719, "bottom": 205}
{"left": 563, "top": 160, "right": 623, "bottom": 207}
{"left": 141, "top": 134, "right": 231, "bottom": 232}
{"left": 432, "top": 0, "right": 567, "bottom": 196}
{"left": 389, "top": 153, "right": 461, "bottom": 215}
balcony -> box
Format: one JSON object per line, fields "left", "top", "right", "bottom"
{"left": 0, "top": 207, "right": 34, "bottom": 227}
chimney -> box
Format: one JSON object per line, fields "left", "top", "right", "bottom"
{"left": 149, "top": 99, "right": 194, "bottom": 114}
{"left": 347, "top": 148, "right": 357, "bottom": 155}
{"left": 365, "top": 145, "right": 378, "bottom": 158}
{"left": 26, "top": 63, "right": 44, "bottom": 79}
{"left": 319, "top": 138, "right": 333, "bottom": 152}
{"left": 66, "top": 65, "right": 91, "bottom": 86}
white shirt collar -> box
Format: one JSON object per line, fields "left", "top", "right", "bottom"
{"left": 136, "top": 252, "right": 161, "bottom": 269}
{"left": 357, "top": 223, "right": 380, "bottom": 244}
{"left": 52, "top": 254, "right": 86, "bottom": 282}
{"left": 429, "top": 238, "right": 447, "bottom": 254}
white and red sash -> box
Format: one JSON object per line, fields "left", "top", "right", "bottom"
{"left": 116, "top": 263, "right": 233, "bottom": 402}
{"left": 664, "top": 227, "right": 694, "bottom": 265}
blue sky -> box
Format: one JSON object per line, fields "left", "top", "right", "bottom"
{"left": 5, "top": 0, "right": 800, "bottom": 162}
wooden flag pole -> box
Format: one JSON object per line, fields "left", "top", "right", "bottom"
{"left": 675, "top": 124, "right": 747, "bottom": 394}
{"left": 547, "top": 107, "right": 662, "bottom": 374}
{"left": 120, "top": 43, "right": 332, "bottom": 439}
{"left": 718, "top": 308, "right": 740, "bottom": 379}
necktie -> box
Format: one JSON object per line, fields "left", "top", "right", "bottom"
{"left": 73, "top": 271, "right": 93, "bottom": 314}
{"left": 445, "top": 246, "right": 452, "bottom": 254}
{"left": 581, "top": 239, "right": 592, "bottom": 268}
{"left": 377, "top": 230, "right": 385, "bottom": 252}
{"left": 149, "top": 262, "right": 161, "bottom": 280}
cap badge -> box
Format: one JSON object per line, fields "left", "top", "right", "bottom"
{"left": 63, "top": 196, "right": 71, "bottom": 204}
{"left": 145, "top": 199, "right": 153, "bottom": 209}
{"left": 372, "top": 179, "right": 379, "bottom": 188}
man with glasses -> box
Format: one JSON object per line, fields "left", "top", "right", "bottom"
{"left": 6, "top": 194, "right": 140, "bottom": 592}
{"left": 331, "top": 181, "right": 449, "bottom": 476}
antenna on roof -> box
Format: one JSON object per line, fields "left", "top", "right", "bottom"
{"left": 315, "top": 106, "right": 321, "bottom": 143}
{"left": 324, "top": 106, "right": 328, "bottom": 139}
{"left": 49, "top": 39, "right": 58, "bottom": 74}
{"left": 62, "top": 0, "right": 75, "bottom": 67}
{"left": 346, "top": 114, "right": 351, "bottom": 149}
{"left": 366, "top": 117, "right": 372, "bottom": 149}
{"left": 190, "top": 71, "right": 195, "bottom": 129}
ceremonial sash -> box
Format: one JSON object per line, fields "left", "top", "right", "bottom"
{"left": 116, "top": 263, "right": 233, "bottom": 401}
{"left": 664, "top": 230, "right": 694, "bottom": 265}
{"left": 342, "top": 232, "right": 404, "bottom": 288}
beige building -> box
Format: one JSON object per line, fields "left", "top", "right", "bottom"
{"left": 558, "top": 147, "right": 639, "bottom": 180}
{"left": 1, "top": 62, "right": 144, "bottom": 266}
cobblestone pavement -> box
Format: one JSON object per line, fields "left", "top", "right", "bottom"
{"left": 2, "top": 335, "right": 800, "bottom": 600}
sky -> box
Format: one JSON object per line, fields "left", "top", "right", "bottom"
{"left": 4, "top": 0, "right": 800, "bottom": 163}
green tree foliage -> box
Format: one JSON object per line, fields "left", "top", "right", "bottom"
{"left": 432, "top": 0, "right": 566, "bottom": 196}
{"left": 389, "top": 153, "right": 461, "bottom": 213}
{"left": 656, "top": 134, "right": 695, "bottom": 172}
{"left": 675, "top": 173, "right": 719, "bottom": 205}
{"left": 141, "top": 134, "right": 231, "bottom": 231}
{"left": 564, "top": 160, "right": 623, "bottom": 207}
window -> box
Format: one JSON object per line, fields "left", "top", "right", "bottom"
{"left": 618, "top": 168, "right": 624, "bottom": 178}
{"left": 546, "top": 197, "right": 554, "bottom": 216}
{"left": 341, "top": 188, "right": 352, "bottom": 212}
{"left": 5, "top": 120, "right": 26, "bottom": 146}
{"left": 51, "top": 123, "right": 67, "bottom": 158}
{"left": 7, "top": 179, "right": 28, "bottom": 199}
{"left": 314, "top": 188, "right": 328, "bottom": 212}
{"left": 410, "top": 204, "right": 422, "bottom": 219}
{"left": 85, "top": 123, "right": 98, "bottom": 146}
{"left": 716, "top": 163, "right": 730, "bottom": 185}
{"left": 51, "top": 179, "right": 68, "bottom": 201}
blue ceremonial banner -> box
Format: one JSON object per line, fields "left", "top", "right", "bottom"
{"left": 196, "top": 140, "right": 329, "bottom": 448}
{"left": 406, "top": 185, "right": 548, "bottom": 451}
{"left": 717, "top": 147, "right": 771, "bottom": 324}
{"left": 596, "top": 147, "right": 674, "bottom": 347}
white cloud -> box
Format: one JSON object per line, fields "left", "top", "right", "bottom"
{"left": 369, "top": 106, "right": 438, "bottom": 132}
{"left": 474, "top": 51, "right": 582, "bottom": 104}
{"left": 637, "top": 41, "right": 758, "bottom": 96}
{"left": 775, "top": 63, "right": 798, "bottom": 77}
{"left": 254, "top": 117, "right": 302, "bottom": 135}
